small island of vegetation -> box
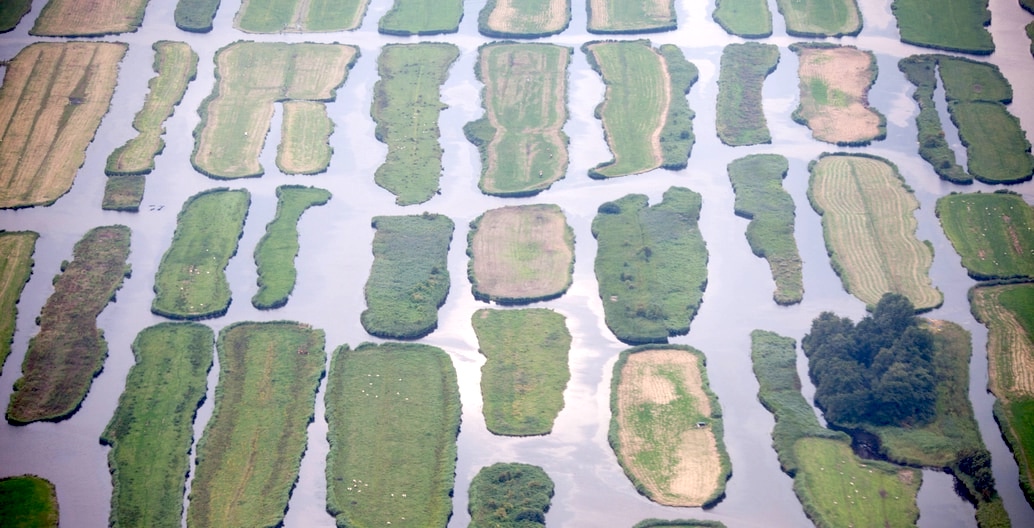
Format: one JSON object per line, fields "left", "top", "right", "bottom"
{"left": 30, "top": 0, "right": 147, "bottom": 36}
{"left": 716, "top": 42, "right": 779, "bottom": 146}
{"left": 587, "top": 0, "right": 677, "bottom": 34}
{"left": 0, "top": 231, "right": 37, "bottom": 371}
{"left": 468, "top": 463, "right": 554, "bottom": 527}
{"left": 791, "top": 43, "right": 885, "bottom": 146}
{"left": 234, "top": 0, "right": 370, "bottom": 32}
{"left": 0, "top": 475, "right": 59, "bottom": 527}
{"left": 712, "top": 0, "right": 772, "bottom": 38}
{"left": 175, "top": 0, "right": 221, "bottom": 32}
{"left": 378, "top": 0, "right": 463, "bottom": 35}
{"left": 0, "top": 0, "right": 31, "bottom": 32}
{"left": 478, "top": 0, "right": 571, "bottom": 37}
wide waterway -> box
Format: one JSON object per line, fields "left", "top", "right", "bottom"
{"left": 1, "top": 0, "right": 1033, "bottom": 526}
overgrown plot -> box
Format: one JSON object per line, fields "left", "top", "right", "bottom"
{"left": 0, "top": 0, "right": 31, "bottom": 32}
{"left": 102, "top": 323, "right": 214, "bottom": 528}
{"left": 478, "top": 0, "right": 571, "bottom": 37}
{"left": 587, "top": 0, "right": 676, "bottom": 33}
{"left": 791, "top": 43, "right": 885, "bottom": 146}
{"left": 936, "top": 192, "right": 1034, "bottom": 280}
{"left": 379, "top": 0, "right": 463, "bottom": 35}
{"left": 774, "top": 0, "right": 861, "bottom": 37}
{"left": 0, "top": 475, "right": 58, "bottom": 527}
{"left": 891, "top": 0, "right": 994, "bottom": 54}
{"left": 467, "top": 204, "right": 574, "bottom": 304}
{"left": 235, "top": 0, "right": 370, "bottom": 32}
{"left": 325, "top": 342, "right": 460, "bottom": 528}
{"left": 31, "top": 0, "right": 148, "bottom": 36}
{"left": 716, "top": 43, "right": 779, "bottom": 146}
{"left": 7, "top": 225, "right": 131, "bottom": 424}
{"left": 0, "top": 42, "right": 126, "bottom": 209}
{"left": 175, "top": 0, "right": 221, "bottom": 32}
{"left": 468, "top": 463, "right": 554, "bottom": 527}
{"left": 0, "top": 231, "right": 37, "bottom": 371}
{"left": 712, "top": 0, "right": 772, "bottom": 38}
{"left": 187, "top": 322, "right": 325, "bottom": 528}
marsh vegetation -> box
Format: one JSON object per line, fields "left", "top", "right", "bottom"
{"left": 468, "top": 463, "right": 554, "bottom": 527}
{"left": 715, "top": 42, "right": 779, "bottom": 146}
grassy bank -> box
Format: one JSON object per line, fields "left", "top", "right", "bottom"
{"left": 472, "top": 308, "right": 571, "bottom": 436}
{"left": 188, "top": 321, "right": 325, "bottom": 528}
{"left": 31, "top": 0, "right": 146, "bottom": 36}
{"left": 361, "top": 213, "right": 454, "bottom": 339}
{"left": 593, "top": 187, "right": 708, "bottom": 344}
{"left": 0, "top": 231, "right": 37, "bottom": 370}
{"left": 728, "top": 154, "right": 803, "bottom": 305}
{"left": 716, "top": 43, "right": 779, "bottom": 146}
{"left": 468, "top": 463, "right": 554, "bottom": 527}
{"left": 7, "top": 225, "right": 131, "bottom": 424}
{"left": 467, "top": 204, "right": 574, "bottom": 304}
{"left": 192, "top": 42, "right": 357, "bottom": 179}
{"left": 774, "top": 0, "right": 860, "bottom": 37}
{"left": 325, "top": 342, "right": 460, "bottom": 528}
{"left": 253, "top": 186, "right": 331, "bottom": 309}
{"left": 151, "top": 188, "right": 251, "bottom": 320}
{"left": 106, "top": 41, "right": 199, "bottom": 178}
{"left": 235, "top": 0, "right": 370, "bottom": 32}
{"left": 175, "top": 0, "right": 221, "bottom": 32}
{"left": 791, "top": 43, "right": 885, "bottom": 146}
{"left": 101, "top": 323, "right": 214, "bottom": 528}
{"left": 372, "top": 43, "right": 459, "bottom": 204}
{"left": 465, "top": 42, "right": 570, "bottom": 197}
{"left": 891, "top": 0, "right": 994, "bottom": 54}
{"left": 712, "top": 0, "right": 772, "bottom": 38}
{"left": 478, "top": 0, "right": 571, "bottom": 37}
{"left": 657, "top": 44, "right": 697, "bottom": 170}
{"left": 0, "top": 42, "right": 126, "bottom": 209}
{"left": 936, "top": 192, "right": 1034, "bottom": 281}
{"left": 808, "top": 153, "right": 941, "bottom": 311}
{"left": 587, "top": 0, "right": 677, "bottom": 33}
{"left": 0, "top": 0, "right": 31, "bottom": 32}
{"left": 379, "top": 0, "right": 462, "bottom": 35}
{"left": 0, "top": 475, "right": 58, "bottom": 527}
{"left": 610, "top": 345, "right": 730, "bottom": 507}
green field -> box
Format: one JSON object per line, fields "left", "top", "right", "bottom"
{"left": 656, "top": 44, "right": 697, "bottom": 170}
{"left": 891, "top": 0, "right": 994, "bottom": 54}
{"left": 478, "top": 0, "right": 571, "bottom": 37}
{"left": 379, "top": 0, "right": 463, "bottom": 35}
{"left": 774, "top": 0, "right": 861, "bottom": 37}
{"left": 276, "top": 101, "right": 335, "bottom": 174}
{"left": 151, "top": 189, "right": 251, "bottom": 320}
{"left": 175, "top": 0, "right": 220, "bottom": 32}
{"left": 7, "top": 225, "right": 131, "bottom": 424}
{"left": 898, "top": 56, "right": 971, "bottom": 183}
{"left": 468, "top": 463, "right": 554, "bottom": 527}
{"left": 0, "top": 475, "right": 58, "bottom": 527}
{"left": 0, "top": 0, "right": 31, "bottom": 32}
{"left": 188, "top": 322, "right": 325, "bottom": 528}
{"left": 465, "top": 42, "right": 570, "bottom": 197}
{"left": 472, "top": 308, "right": 571, "bottom": 436}
{"left": 101, "top": 323, "right": 214, "bottom": 528}
{"left": 587, "top": 0, "right": 677, "bottom": 33}
{"left": 0, "top": 231, "right": 37, "bottom": 371}
{"left": 593, "top": 187, "right": 708, "bottom": 344}
{"left": 252, "top": 185, "right": 331, "bottom": 309}
{"left": 106, "top": 41, "right": 198, "bottom": 178}
{"left": 235, "top": 0, "right": 369, "bottom": 32}
{"left": 712, "top": 0, "right": 772, "bottom": 37}
{"left": 808, "top": 154, "right": 941, "bottom": 311}
{"left": 372, "top": 43, "right": 460, "bottom": 205}
{"left": 728, "top": 154, "right": 803, "bottom": 305}
{"left": 716, "top": 42, "right": 779, "bottom": 146}
{"left": 936, "top": 192, "right": 1034, "bottom": 280}
{"left": 325, "top": 342, "right": 460, "bottom": 528}
{"left": 361, "top": 213, "right": 454, "bottom": 339}
{"left": 951, "top": 101, "right": 1034, "bottom": 184}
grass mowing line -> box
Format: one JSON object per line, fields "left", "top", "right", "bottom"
{"left": 728, "top": 154, "right": 803, "bottom": 305}
{"left": 325, "top": 342, "right": 460, "bottom": 528}
{"left": 187, "top": 321, "right": 324, "bottom": 528}
{"left": 106, "top": 42, "right": 199, "bottom": 178}
{"left": 891, "top": 0, "right": 994, "bottom": 54}
{"left": 465, "top": 42, "right": 570, "bottom": 197}
{"left": 192, "top": 42, "right": 357, "bottom": 179}
{"left": 808, "top": 154, "right": 941, "bottom": 311}
{"left": 712, "top": 0, "right": 772, "bottom": 37}
{"left": 791, "top": 43, "right": 885, "bottom": 146}
{"left": 101, "top": 323, "right": 214, "bottom": 528}
{"left": 472, "top": 308, "right": 571, "bottom": 436}
{"left": 0, "top": 231, "right": 38, "bottom": 372}
{"left": 252, "top": 185, "right": 331, "bottom": 310}
{"left": 175, "top": 0, "right": 221, "bottom": 32}
{"left": 936, "top": 192, "right": 1034, "bottom": 281}
{"left": 610, "top": 345, "right": 729, "bottom": 507}
{"left": 468, "top": 463, "right": 554, "bottom": 527}
{"left": 0, "top": 0, "right": 31, "bottom": 32}
{"left": 0, "top": 42, "right": 126, "bottom": 209}
{"left": 587, "top": 0, "right": 677, "bottom": 34}
{"left": 235, "top": 0, "right": 369, "bottom": 32}
{"left": 372, "top": 43, "right": 459, "bottom": 205}
{"left": 30, "top": 0, "right": 147, "bottom": 36}
{"left": 7, "top": 225, "right": 131, "bottom": 424}
{"left": 0, "top": 475, "right": 59, "bottom": 527}
{"left": 379, "top": 0, "right": 463, "bottom": 35}
{"left": 151, "top": 189, "right": 250, "bottom": 320}
{"left": 593, "top": 187, "right": 708, "bottom": 344}
{"left": 478, "top": 0, "right": 571, "bottom": 37}
{"left": 361, "top": 213, "right": 454, "bottom": 339}
{"left": 773, "top": 0, "right": 860, "bottom": 37}
{"left": 716, "top": 43, "right": 779, "bottom": 146}
{"left": 467, "top": 204, "right": 574, "bottom": 304}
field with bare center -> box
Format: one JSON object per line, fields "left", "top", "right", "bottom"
{"left": 482, "top": 0, "right": 570, "bottom": 36}
{"left": 468, "top": 204, "right": 574, "bottom": 304}
{"left": 0, "top": 42, "right": 126, "bottom": 209}
{"left": 792, "top": 44, "right": 884, "bottom": 146}
{"left": 31, "top": 0, "right": 148, "bottom": 36}
{"left": 588, "top": 0, "right": 675, "bottom": 33}
{"left": 611, "top": 346, "right": 729, "bottom": 507}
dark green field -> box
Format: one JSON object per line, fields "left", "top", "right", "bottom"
{"left": 716, "top": 43, "right": 779, "bottom": 146}
{"left": 936, "top": 192, "right": 1034, "bottom": 280}
{"left": 0, "top": 475, "right": 58, "bottom": 527}
{"left": 468, "top": 463, "right": 554, "bottom": 527}
{"left": 891, "top": 0, "right": 994, "bottom": 54}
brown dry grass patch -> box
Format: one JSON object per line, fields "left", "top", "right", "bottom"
{"left": 588, "top": 0, "right": 671, "bottom": 31}
{"left": 795, "top": 45, "right": 882, "bottom": 144}
{"left": 487, "top": 0, "right": 568, "bottom": 34}
{"left": 31, "top": 0, "right": 148, "bottom": 36}
{"left": 972, "top": 285, "right": 1034, "bottom": 398}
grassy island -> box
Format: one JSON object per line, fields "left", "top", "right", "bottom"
{"left": 936, "top": 192, "right": 1034, "bottom": 281}
{"left": 468, "top": 463, "right": 554, "bottom": 527}
{"left": 235, "top": 0, "right": 370, "bottom": 32}
{"left": 791, "top": 43, "right": 885, "bottom": 146}
{"left": 472, "top": 308, "right": 571, "bottom": 436}
{"left": 175, "top": 0, "right": 221, "bottom": 32}
{"left": 0, "top": 42, "right": 126, "bottom": 209}
{"left": 252, "top": 186, "right": 331, "bottom": 310}
{"left": 7, "top": 225, "right": 131, "bottom": 424}
{"left": 610, "top": 345, "right": 729, "bottom": 507}
{"left": 891, "top": 0, "right": 994, "bottom": 54}
{"left": 587, "top": 0, "right": 677, "bottom": 34}
{"left": 0, "top": 0, "right": 31, "bottom": 32}
{"left": 0, "top": 475, "right": 59, "bottom": 527}
{"left": 361, "top": 214, "right": 454, "bottom": 339}
{"left": 808, "top": 154, "right": 941, "bottom": 311}
{"left": 0, "top": 231, "right": 38, "bottom": 371}
{"left": 467, "top": 204, "right": 574, "bottom": 304}
{"left": 325, "top": 342, "right": 460, "bottom": 528}
{"left": 101, "top": 323, "right": 214, "bottom": 528}
{"left": 379, "top": 0, "right": 463, "bottom": 35}
{"left": 774, "top": 0, "right": 861, "bottom": 37}
{"left": 593, "top": 187, "right": 707, "bottom": 344}
{"left": 151, "top": 188, "right": 251, "bottom": 320}
{"left": 712, "top": 0, "right": 772, "bottom": 38}
{"left": 716, "top": 43, "right": 779, "bottom": 146}
{"left": 193, "top": 42, "right": 357, "bottom": 179}
{"left": 728, "top": 154, "right": 803, "bottom": 305}
{"left": 31, "top": 0, "right": 147, "bottom": 36}
{"left": 898, "top": 55, "right": 971, "bottom": 184}
{"left": 478, "top": 0, "right": 571, "bottom": 37}
{"left": 465, "top": 43, "right": 570, "bottom": 197}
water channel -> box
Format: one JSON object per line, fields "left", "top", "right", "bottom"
{"left": 0, "top": 0, "right": 1033, "bottom": 526}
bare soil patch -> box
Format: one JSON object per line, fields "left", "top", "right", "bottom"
{"left": 487, "top": 0, "right": 567, "bottom": 34}
{"left": 795, "top": 45, "right": 882, "bottom": 144}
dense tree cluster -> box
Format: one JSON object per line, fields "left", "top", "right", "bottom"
{"left": 802, "top": 294, "right": 937, "bottom": 427}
